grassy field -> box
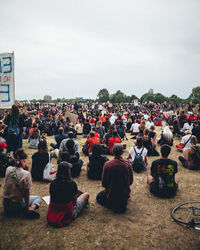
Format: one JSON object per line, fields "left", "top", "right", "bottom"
{"left": 0, "top": 127, "right": 200, "bottom": 250}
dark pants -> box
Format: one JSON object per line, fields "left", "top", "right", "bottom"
{"left": 96, "top": 190, "right": 127, "bottom": 213}
{"left": 150, "top": 182, "right": 178, "bottom": 198}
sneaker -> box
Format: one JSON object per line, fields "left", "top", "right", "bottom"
{"left": 179, "top": 156, "right": 186, "bottom": 165}
{"left": 26, "top": 210, "right": 40, "bottom": 219}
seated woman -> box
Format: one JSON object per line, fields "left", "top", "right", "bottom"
{"left": 147, "top": 144, "right": 179, "bottom": 198}
{"left": 0, "top": 142, "right": 14, "bottom": 177}
{"left": 129, "top": 120, "right": 140, "bottom": 136}
{"left": 148, "top": 125, "right": 157, "bottom": 148}
{"left": 108, "top": 130, "right": 121, "bottom": 155}
{"left": 60, "top": 140, "right": 83, "bottom": 178}
{"left": 127, "top": 137, "right": 149, "bottom": 172}
{"left": 31, "top": 140, "right": 49, "bottom": 181}
{"left": 116, "top": 120, "right": 127, "bottom": 140}
{"left": 138, "top": 120, "right": 146, "bottom": 137}
{"left": 3, "top": 148, "right": 40, "bottom": 218}
{"left": 126, "top": 118, "right": 133, "bottom": 133}
{"left": 179, "top": 136, "right": 200, "bottom": 170}
{"left": 158, "top": 126, "right": 173, "bottom": 146}
{"left": 87, "top": 143, "right": 109, "bottom": 180}
{"left": 28, "top": 128, "right": 40, "bottom": 149}
{"left": 143, "top": 129, "right": 159, "bottom": 156}
{"left": 181, "top": 119, "right": 193, "bottom": 133}
{"left": 47, "top": 162, "right": 89, "bottom": 227}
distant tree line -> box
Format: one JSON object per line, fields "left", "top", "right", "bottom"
{"left": 25, "top": 86, "right": 200, "bottom": 104}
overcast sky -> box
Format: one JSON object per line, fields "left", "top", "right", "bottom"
{"left": 1, "top": 0, "right": 200, "bottom": 100}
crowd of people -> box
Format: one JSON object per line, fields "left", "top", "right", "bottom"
{"left": 0, "top": 101, "right": 200, "bottom": 227}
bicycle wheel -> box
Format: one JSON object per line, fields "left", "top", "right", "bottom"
{"left": 171, "top": 201, "right": 200, "bottom": 230}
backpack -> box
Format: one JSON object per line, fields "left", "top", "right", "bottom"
{"left": 133, "top": 147, "right": 145, "bottom": 173}
{"left": 8, "top": 120, "right": 20, "bottom": 136}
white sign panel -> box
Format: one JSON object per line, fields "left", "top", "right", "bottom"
{"left": 134, "top": 99, "right": 138, "bottom": 106}
{"left": 0, "top": 52, "right": 15, "bottom": 108}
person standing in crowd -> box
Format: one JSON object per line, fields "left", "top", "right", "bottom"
{"left": 4, "top": 105, "right": 24, "bottom": 153}
{"left": 96, "top": 144, "right": 133, "bottom": 213}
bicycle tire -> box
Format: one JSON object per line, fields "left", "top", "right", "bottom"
{"left": 171, "top": 201, "right": 200, "bottom": 228}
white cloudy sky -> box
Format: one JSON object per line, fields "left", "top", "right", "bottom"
{"left": 1, "top": 0, "right": 200, "bottom": 100}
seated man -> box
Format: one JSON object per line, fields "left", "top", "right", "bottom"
{"left": 51, "top": 127, "right": 68, "bottom": 149}
{"left": 59, "top": 131, "right": 80, "bottom": 158}
{"left": 147, "top": 144, "right": 178, "bottom": 198}
{"left": 96, "top": 144, "right": 133, "bottom": 213}
{"left": 82, "top": 131, "right": 100, "bottom": 156}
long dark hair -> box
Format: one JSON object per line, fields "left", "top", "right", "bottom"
{"left": 56, "top": 162, "right": 71, "bottom": 182}
{"left": 10, "top": 105, "right": 19, "bottom": 124}
{"left": 66, "top": 139, "right": 75, "bottom": 155}
{"left": 92, "top": 143, "right": 103, "bottom": 157}
{"left": 38, "top": 140, "right": 48, "bottom": 153}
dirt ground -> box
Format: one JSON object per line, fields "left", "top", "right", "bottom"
{"left": 0, "top": 127, "right": 200, "bottom": 250}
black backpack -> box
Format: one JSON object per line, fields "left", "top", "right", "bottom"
{"left": 133, "top": 147, "right": 145, "bottom": 173}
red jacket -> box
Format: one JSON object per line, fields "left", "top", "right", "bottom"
{"left": 47, "top": 201, "right": 73, "bottom": 227}
{"left": 108, "top": 137, "right": 121, "bottom": 154}
{"left": 84, "top": 137, "right": 100, "bottom": 153}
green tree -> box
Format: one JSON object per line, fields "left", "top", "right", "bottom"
{"left": 97, "top": 88, "right": 110, "bottom": 102}
{"left": 188, "top": 86, "right": 200, "bottom": 104}
{"left": 168, "top": 94, "right": 182, "bottom": 105}
{"left": 140, "top": 93, "right": 155, "bottom": 103}
{"left": 154, "top": 93, "right": 166, "bottom": 103}
{"left": 110, "top": 90, "right": 125, "bottom": 103}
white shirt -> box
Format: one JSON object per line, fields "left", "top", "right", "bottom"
{"left": 181, "top": 134, "right": 192, "bottom": 151}
{"left": 130, "top": 123, "right": 140, "bottom": 133}
{"left": 146, "top": 121, "right": 154, "bottom": 130}
{"left": 129, "top": 146, "right": 148, "bottom": 161}
{"left": 182, "top": 123, "right": 193, "bottom": 132}
{"left": 110, "top": 115, "right": 117, "bottom": 125}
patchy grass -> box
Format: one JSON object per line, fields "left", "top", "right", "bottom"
{"left": 0, "top": 127, "right": 200, "bottom": 250}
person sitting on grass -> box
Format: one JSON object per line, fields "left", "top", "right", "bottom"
{"left": 96, "top": 144, "right": 133, "bottom": 213}
{"left": 158, "top": 126, "right": 173, "bottom": 146}
{"left": 28, "top": 128, "right": 40, "bottom": 149}
{"left": 179, "top": 136, "right": 200, "bottom": 170}
{"left": 127, "top": 137, "right": 149, "bottom": 172}
{"left": 31, "top": 140, "right": 49, "bottom": 181}
{"left": 60, "top": 139, "right": 83, "bottom": 178}
{"left": 0, "top": 142, "right": 14, "bottom": 178}
{"left": 147, "top": 144, "right": 179, "bottom": 198}
{"left": 108, "top": 130, "right": 121, "bottom": 155}
{"left": 3, "top": 148, "right": 40, "bottom": 219}
{"left": 47, "top": 162, "right": 89, "bottom": 227}
{"left": 82, "top": 131, "right": 100, "bottom": 156}
{"left": 87, "top": 143, "right": 109, "bottom": 180}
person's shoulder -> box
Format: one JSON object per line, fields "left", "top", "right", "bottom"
{"left": 61, "top": 138, "right": 68, "bottom": 144}
{"left": 6, "top": 166, "right": 15, "bottom": 173}
{"left": 167, "top": 158, "right": 178, "bottom": 166}
{"left": 152, "top": 158, "right": 161, "bottom": 165}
